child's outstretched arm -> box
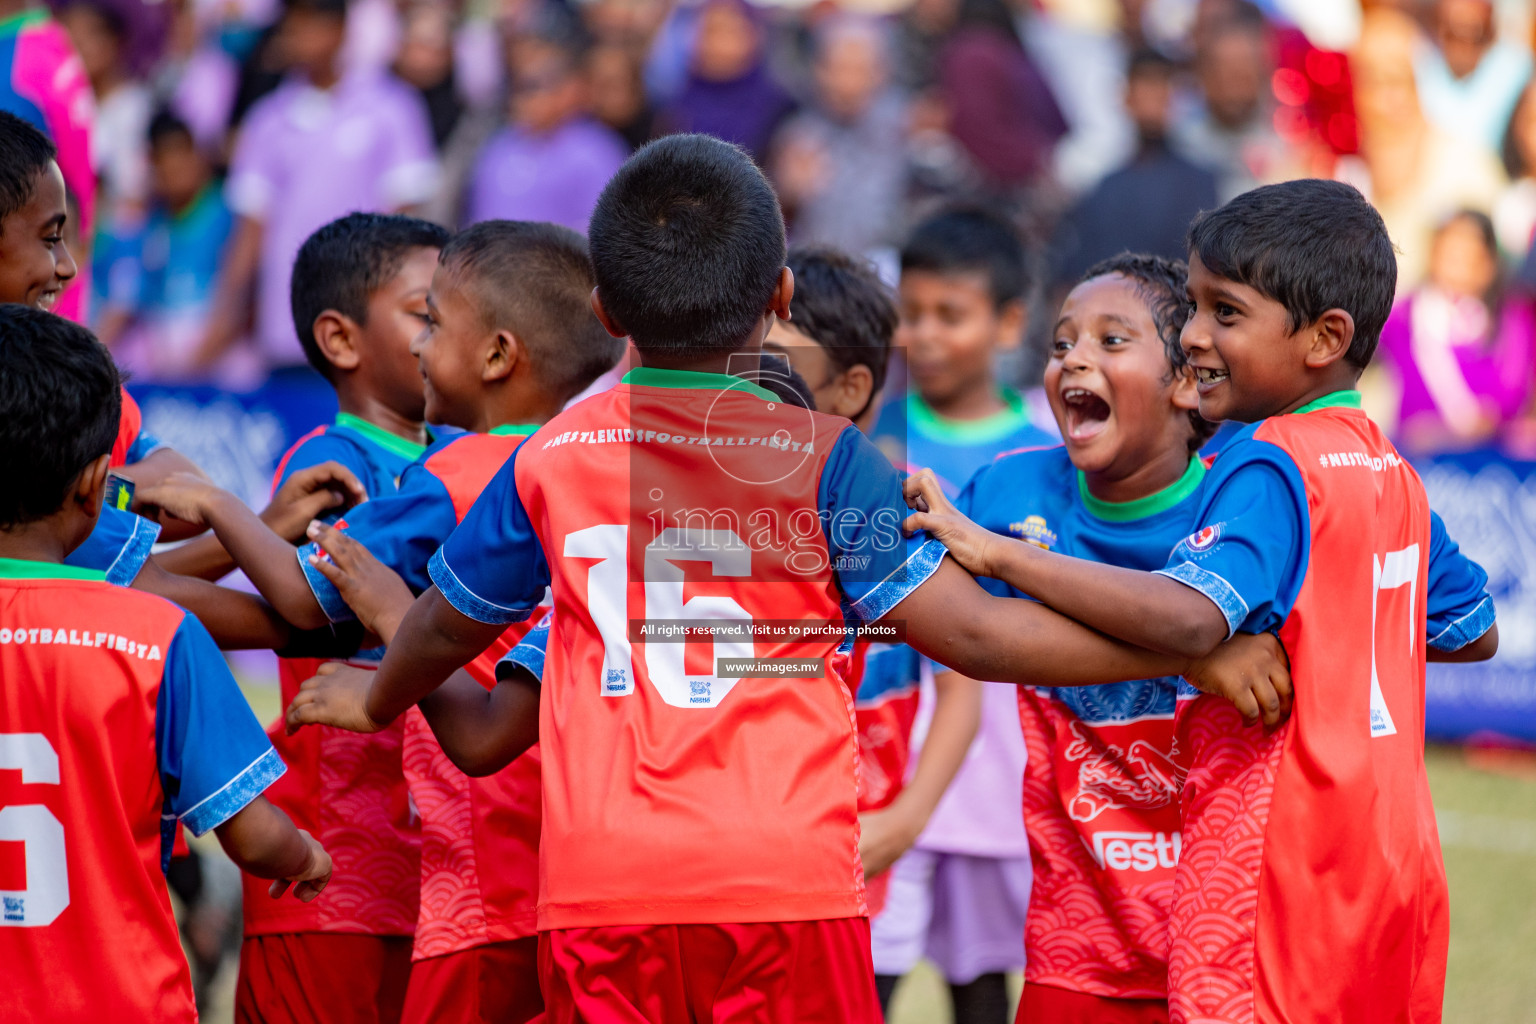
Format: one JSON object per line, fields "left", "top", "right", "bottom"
{"left": 859, "top": 667, "right": 981, "bottom": 879}
{"left": 894, "top": 557, "right": 1291, "bottom": 727}
{"left": 136, "top": 470, "right": 347, "bottom": 630}
{"left": 905, "top": 469, "right": 1230, "bottom": 659}
{"left": 154, "top": 463, "right": 367, "bottom": 581}
{"left": 214, "top": 795, "right": 333, "bottom": 901}
{"left": 132, "top": 558, "right": 293, "bottom": 649}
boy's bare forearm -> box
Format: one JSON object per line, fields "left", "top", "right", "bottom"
{"left": 132, "top": 559, "right": 291, "bottom": 650}
{"left": 214, "top": 797, "right": 312, "bottom": 879}
{"left": 203, "top": 491, "right": 329, "bottom": 630}
{"left": 153, "top": 533, "right": 237, "bottom": 581}
{"left": 365, "top": 588, "right": 508, "bottom": 727}
{"left": 898, "top": 559, "right": 1190, "bottom": 687}
{"left": 987, "top": 539, "right": 1228, "bottom": 659}
{"left": 418, "top": 671, "right": 540, "bottom": 777}
{"left": 884, "top": 670, "right": 980, "bottom": 831}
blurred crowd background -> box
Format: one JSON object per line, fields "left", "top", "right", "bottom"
{"left": 9, "top": 0, "right": 1536, "bottom": 456}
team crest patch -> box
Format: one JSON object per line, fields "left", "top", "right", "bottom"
{"left": 1009, "top": 515, "right": 1057, "bottom": 550}
{"left": 1183, "top": 523, "right": 1223, "bottom": 553}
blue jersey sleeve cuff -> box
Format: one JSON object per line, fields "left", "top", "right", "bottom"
{"left": 429, "top": 548, "right": 536, "bottom": 625}
{"left": 848, "top": 539, "right": 948, "bottom": 625}
{"left": 1428, "top": 595, "right": 1496, "bottom": 652}
{"left": 497, "top": 641, "right": 546, "bottom": 684}
{"left": 296, "top": 543, "right": 357, "bottom": 624}
{"left": 125, "top": 432, "right": 168, "bottom": 465}
{"left": 105, "top": 515, "right": 161, "bottom": 585}
{"left": 1155, "top": 562, "right": 1249, "bottom": 640}
{"left": 179, "top": 746, "right": 286, "bottom": 837}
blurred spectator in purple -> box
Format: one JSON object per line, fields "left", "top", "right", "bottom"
{"left": 1337, "top": 7, "right": 1504, "bottom": 290}
{"left": 466, "top": 32, "right": 626, "bottom": 231}
{"left": 771, "top": 15, "right": 905, "bottom": 257}
{"left": 1379, "top": 209, "right": 1534, "bottom": 453}
{"left": 1174, "top": 3, "right": 1293, "bottom": 202}
{"left": 95, "top": 111, "right": 249, "bottom": 385}
{"left": 937, "top": 0, "right": 1066, "bottom": 194}
{"left": 1495, "top": 77, "right": 1536, "bottom": 262}
{"left": 1415, "top": 0, "right": 1530, "bottom": 153}
{"left": 658, "top": 0, "right": 793, "bottom": 164}
{"left": 587, "top": 41, "right": 653, "bottom": 151}
{"left": 154, "top": 0, "right": 240, "bottom": 156}
{"left": 60, "top": 0, "right": 150, "bottom": 219}
{"left": 1021, "top": 3, "right": 1132, "bottom": 193}
{"left": 196, "top": 0, "right": 438, "bottom": 375}
{"left": 1050, "top": 49, "right": 1218, "bottom": 287}
{"left": 392, "top": 0, "right": 464, "bottom": 147}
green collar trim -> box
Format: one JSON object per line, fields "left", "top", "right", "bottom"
{"left": 490, "top": 423, "right": 542, "bottom": 437}
{"left": 0, "top": 9, "right": 48, "bottom": 35}
{"left": 1078, "top": 456, "right": 1207, "bottom": 523}
{"left": 334, "top": 413, "right": 428, "bottom": 461}
{"left": 0, "top": 557, "right": 108, "bottom": 581}
{"left": 906, "top": 390, "right": 1031, "bottom": 445}
{"left": 621, "top": 367, "right": 778, "bottom": 403}
{"left": 1292, "top": 390, "right": 1363, "bottom": 415}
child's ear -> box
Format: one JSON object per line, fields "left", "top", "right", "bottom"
{"left": 74, "top": 454, "right": 111, "bottom": 522}
{"left": 1171, "top": 364, "right": 1200, "bottom": 412}
{"left": 483, "top": 329, "right": 519, "bottom": 383}
{"left": 312, "top": 311, "right": 361, "bottom": 372}
{"left": 831, "top": 364, "right": 875, "bottom": 421}
{"left": 769, "top": 268, "right": 795, "bottom": 322}
{"left": 1304, "top": 309, "right": 1355, "bottom": 369}
{"left": 590, "top": 288, "right": 627, "bottom": 339}
{"left": 996, "top": 299, "right": 1026, "bottom": 351}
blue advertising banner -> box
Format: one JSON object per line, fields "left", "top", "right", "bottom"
{"left": 129, "top": 377, "right": 1536, "bottom": 745}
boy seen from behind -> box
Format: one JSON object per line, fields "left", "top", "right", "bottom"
{"left": 0, "top": 305, "right": 330, "bottom": 1023}
{"left": 142, "top": 221, "right": 624, "bottom": 1024}
{"left": 906, "top": 180, "right": 1498, "bottom": 1023}
{"left": 287, "top": 135, "right": 1291, "bottom": 1023}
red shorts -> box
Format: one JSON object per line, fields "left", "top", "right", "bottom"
{"left": 539, "top": 918, "right": 880, "bottom": 1024}
{"left": 1016, "top": 982, "right": 1169, "bottom": 1024}
{"left": 401, "top": 937, "right": 543, "bottom": 1024}
{"left": 235, "top": 932, "right": 413, "bottom": 1024}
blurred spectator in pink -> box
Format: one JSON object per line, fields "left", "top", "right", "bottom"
{"left": 1174, "top": 2, "right": 1293, "bottom": 201}
{"left": 197, "top": 0, "right": 437, "bottom": 375}
{"left": 771, "top": 15, "right": 906, "bottom": 257}
{"left": 60, "top": 0, "right": 150, "bottom": 220}
{"left": 1336, "top": 7, "right": 1504, "bottom": 290}
{"left": 1495, "top": 77, "right": 1536, "bottom": 262}
{"left": 95, "top": 111, "right": 248, "bottom": 385}
{"left": 1051, "top": 49, "right": 1217, "bottom": 287}
{"left": 466, "top": 29, "right": 626, "bottom": 231}
{"left": 587, "top": 41, "right": 654, "bottom": 151}
{"left": 658, "top": 0, "right": 793, "bottom": 164}
{"left": 1415, "top": 0, "right": 1531, "bottom": 152}
{"left": 937, "top": 0, "right": 1065, "bottom": 193}
{"left": 1379, "top": 209, "right": 1534, "bottom": 453}
{"left": 0, "top": 0, "right": 95, "bottom": 321}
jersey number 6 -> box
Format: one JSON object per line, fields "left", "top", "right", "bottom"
{"left": 567, "top": 524, "right": 755, "bottom": 709}
{"left": 0, "top": 733, "right": 70, "bottom": 927}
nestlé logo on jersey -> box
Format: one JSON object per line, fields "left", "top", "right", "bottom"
{"left": 1085, "top": 830, "right": 1181, "bottom": 872}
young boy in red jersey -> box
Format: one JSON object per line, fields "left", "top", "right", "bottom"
{"left": 906, "top": 180, "right": 1498, "bottom": 1024}
{"left": 0, "top": 304, "right": 331, "bottom": 1023}
{"left": 286, "top": 134, "right": 1289, "bottom": 1023}
{"left": 141, "top": 220, "right": 624, "bottom": 1024}
{"left": 762, "top": 247, "right": 983, "bottom": 926}
{"left": 212, "top": 212, "right": 447, "bottom": 1024}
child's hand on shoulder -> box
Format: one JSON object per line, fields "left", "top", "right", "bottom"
{"left": 902, "top": 468, "right": 999, "bottom": 577}
{"left": 268, "top": 830, "right": 332, "bottom": 903}
{"left": 1184, "top": 631, "right": 1292, "bottom": 729}
{"left": 305, "top": 522, "right": 414, "bottom": 643}
{"left": 134, "top": 472, "right": 229, "bottom": 528}
{"left": 261, "top": 461, "right": 367, "bottom": 541}
{"left": 286, "top": 662, "right": 385, "bottom": 735}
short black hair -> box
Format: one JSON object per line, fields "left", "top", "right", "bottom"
{"left": 1079, "top": 252, "right": 1217, "bottom": 451}
{"left": 1187, "top": 179, "right": 1396, "bottom": 369}
{"left": 1127, "top": 47, "right": 1177, "bottom": 80}
{"left": 147, "top": 108, "right": 194, "bottom": 150}
{"left": 785, "top": 246, "right": 896, "bottom": 404}
{"left": 439, "top": 220, "right": 624, "bottom": 401}
{"left": 0, "top": 111, "right": 57, "bottom": 226}
{"left": 290, "top": 213, "right": 450, "bottom": 380}
{"left": 283, "top": 0, "right": 348, "bottom": 16}
{"left": 900, "top": 205, "right": 1029, "bottom": 308}
{"left": 0, "top": 305, "right": 121, "bottom": 527}
{"left": 588, "top": 134, "right": 786, "bottom": 355}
